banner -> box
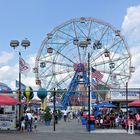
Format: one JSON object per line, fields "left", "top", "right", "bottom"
{"left": 111, "top": 90, "right": 140, "bottom": 101}
{"left": 0, "top": 114, "right": 16, "bottom": 130}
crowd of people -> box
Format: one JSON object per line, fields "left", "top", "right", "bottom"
{"left": 83, "top": 109, "right": 140, "bottom": 130}
{"left": 18, "top": 107, "right": 140, "bottom": 132}
{"left": 20, "top": 109, "right": 39, "bottom": 132}
{"left": 61, "top": 108, "right": 140, "bottom": 130}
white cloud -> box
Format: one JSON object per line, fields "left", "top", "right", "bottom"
{"left": 20, "top": 54, "right": 39, "bottom": 89}
{"left": 0, "top": 52, "right": 14, "bottom": 64}
{"left": 122, "top": 5, "right": 140, "bottom": 88}
{"left": 122, "top": 5, "right": 140, "bottom": 46}
{"left": 0, "top": 53, "right": 38, "bottom": 91}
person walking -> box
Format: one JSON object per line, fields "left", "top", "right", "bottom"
{"left": 26, "top": 110, "right": 33, "bottom": 132}
{"left": 63, "top": 110, "right": 67, "bottom": 122}
{"left": 21, "top": 116, "right": 25, "bottom": 132}
{"left": 34, "top": 116, "right": 38, "bottom": 133}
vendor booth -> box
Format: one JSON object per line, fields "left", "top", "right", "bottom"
{"left": 0, "top": 94, "right": 18, "bottom": 130}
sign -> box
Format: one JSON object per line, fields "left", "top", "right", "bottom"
{"left": 0, "top": 114, "right": 16, "bottom": 130}
{"left": 111, "top": 90, "right": 140, "bottom": 101}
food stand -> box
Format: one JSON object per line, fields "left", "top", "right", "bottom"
{"left": 0, "top": 95, "right": 18, "bottom": 130}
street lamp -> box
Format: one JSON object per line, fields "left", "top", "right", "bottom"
{"left": 126, "top": 66, "right": 135, "bottom": 131}
{"left": 53, "top": 88, "right": 56, "bottom": 131}
{"left": 10, "top": 39, "right": 30, "bottom": 130}
{"left": 47, "top": 47, "right": 56, "bottom": 131}
{"left": 88, "top": 53, "right": 91, "bottom": 132}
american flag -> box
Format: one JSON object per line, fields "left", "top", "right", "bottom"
{"left": 19, "top": 57, "right": 30, "bottom": 74}
{"left": 91, "top": 67, "right": 103, "bottom": 82}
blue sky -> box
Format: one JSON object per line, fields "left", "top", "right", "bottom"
{"left": 0, "top": 0, "right": 140, "bottom": 89}
{"left": 0, "top": 0, "right": 139, "bottom": 55}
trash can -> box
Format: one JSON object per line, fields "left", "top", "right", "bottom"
{"left": 81, "top": 117, "right": 87, "bottom": 125}
{"left": 86, "top": 120, "right": 95, "bottom": 131}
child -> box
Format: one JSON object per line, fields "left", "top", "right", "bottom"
{"left": 34, "top": 117, "right": 38, "bottom": 132}
{"left": 21, "top": 118, "right": 25, "bottom": 132}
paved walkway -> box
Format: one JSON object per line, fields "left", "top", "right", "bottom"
{"left": 0, "top": 119, "right": 140, "bottom": 140}
{"left": 37, "top": 119, "right": 128, "bottom": 134}
{"left": 37, "top": 119, "right": 87, "bottom": 133}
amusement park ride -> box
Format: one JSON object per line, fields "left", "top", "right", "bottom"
{"left": 34, "top": 17, "right": 134, "bottom": 109}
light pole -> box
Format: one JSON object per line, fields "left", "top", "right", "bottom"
{"left": 53, "top": 88, "right": 56, "bottom": 131}
{"left": 88, "top": 53, "right": 91, "bottom": 132}
{"left": 46, "top": 47, "right": 56, "bottom": 131}
{"left": 10, "top": 39, "right": 30, "bottom": 130}
{"left": 126, "top": 82, "right": 128, "bottom": 131}
{"left": 125, "top": 66, "right": 135, "bottom": 131}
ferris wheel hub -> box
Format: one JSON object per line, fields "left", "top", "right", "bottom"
{"left": 73, "top": 63, "right": 87, "bottom": 72}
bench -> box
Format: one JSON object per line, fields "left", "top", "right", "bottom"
{"left": 102, "top": 123, "right": 111, "bottom": 128}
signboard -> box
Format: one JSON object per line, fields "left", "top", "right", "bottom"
{"left": 111, "top": 90, "right": 140, "bottom": 101}
{"left": 0, "top": 114, "right": 16, "bottom": 130}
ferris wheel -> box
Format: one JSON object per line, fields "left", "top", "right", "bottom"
{"left": 34, "top": 17, "right": 133, "bottom": 91}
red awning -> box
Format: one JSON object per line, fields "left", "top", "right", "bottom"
{"left": 128, "top": 100, "right": 140, "bottom": 107}
{"left": 0, "top": 95, "right": 19, "bottom": 105}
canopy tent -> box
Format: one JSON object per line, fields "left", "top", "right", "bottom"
{"left": 83, "top": 103, "right": 97, "bottom": 107}
{"left": 0, "top": 82, "right": 12, "bottom": 94}
{"left": 128, "top": 100, "right": 140, "bottom": 107}
{"left": 97, "top": 102, "right": 116, "bottom": 108}
{"left": 0, "top": 95, "right": 19, "bottom": 105}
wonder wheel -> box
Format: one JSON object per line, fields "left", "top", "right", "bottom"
{"left": 34, "top": 17, "right": 132, "bottom": 92}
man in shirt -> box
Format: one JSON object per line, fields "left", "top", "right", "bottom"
{"left": 26, "top": 110, "right": 33, "bottom": 132}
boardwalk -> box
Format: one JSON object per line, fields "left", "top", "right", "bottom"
{"left": 0, "top": 119, "right": 139, "bottom": 140}
{"left": 37, "top": 119, "right": 86, "bottom": 133}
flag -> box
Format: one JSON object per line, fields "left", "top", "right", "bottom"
{"left": 91, "top": 67, "right": 103, "bottom": 82}
{"left": 92, "top": 78, "right": 97, "bottom": 86}
{"left": 19, "top": 57, "right": 30, "bottom": 74}
{"left": 15, "top": 80, "right": 26, "bottom": 90}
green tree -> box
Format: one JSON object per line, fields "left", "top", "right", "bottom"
{"left": 43, "top": 106, "right": 52, "bottom": 121}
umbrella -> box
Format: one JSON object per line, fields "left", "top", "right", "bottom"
{"left": 0, "top": 95, "right": 19, "bottom": 105}
{"left": 82, "top": 103, "right": 97, "bottom": 107}
{"left": 128, "top": 100, "right": 140, "bottom": 107}
{"left": 97, "top": 102, "right": 116, "bottom": 108}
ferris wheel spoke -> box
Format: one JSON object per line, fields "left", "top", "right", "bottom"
{"left": 58, "top": 29, "right": 74, "bottom": 38}
{"left": 42, "top": 60, "right": 73, "bottom": 67}
{"left": 47, "top": 42, "right": 66, "bottom": 45}
{"left": 46, "top": 76, "right": 54, "bottom": 89}
{"left": 97, "top": 80, "right": 110, "bottom": 89}
{"left": 72, "top": 21, "right": 82, "bottom": 63}
{"left": 91, "top": 38, "right": 123, "bottom": 63}
{"left": 75, "top": 22, "right": 88, "bottom": 38}
{"left": 53, "top": 49, "right": 75, "bottom": 64}
{"left": 87, "top": 21, "right": 92, "bottom": 37}
{"left": 117, "top": 76, "right": 129, "bottom": 81}
{"left": 77, "top": 45, "right": 82, "bottom": 63}
{"left": 42, "top": 69, "right": 74, "bottom": 78}
{"left": 98, "top": 26, "right": 110, "bottom": 41}
{"left": 50, "top": 74, "right": 73, "bottom": 90}
{"left": 111, "top": 57, "right": 130, "bottom": 72}
{"left": 99, "top": 70, "right": 130, "bottom": 77}
{"left": 93, "top": 55, "right": 129, "bottom": 66}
